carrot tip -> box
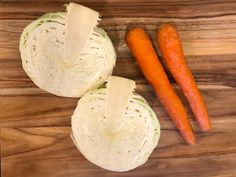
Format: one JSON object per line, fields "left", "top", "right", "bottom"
{"left": 183, "top": 131, "right": 196, "bottom": 145}
{"left": 201, "top": 126, "right": 212, "bottom": 132}
{"left": 159, "top": 23, "right": 176, "bottom": 31}
{"left": 199, "top": 120, "right": 212, "bottom": 132}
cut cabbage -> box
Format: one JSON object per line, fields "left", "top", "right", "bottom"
{"left": 65, "top": 3, "right": 100, "bottom": 63}
{"left": 71, "top": 82, "right": 160, "bottom": 172}
{"left": 19, "top": 11, "right": 116, "bottom": 97}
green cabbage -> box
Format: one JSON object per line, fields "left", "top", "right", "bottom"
{"left": 19, "top": 12, "right": 116, "bottom": 97}
{"left": 71, "top": 88, "right": 160, "bottom": 172}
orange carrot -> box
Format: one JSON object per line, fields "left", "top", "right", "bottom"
{"left": 125, "top": 27, "right": 195, "bottom": 145}
{"left": 157, "top": 24, "right": 211, "bottom": 131}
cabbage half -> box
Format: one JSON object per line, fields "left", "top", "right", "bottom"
{"left": 19, "top": 13, "right": 116, "bottom": 97}
{"left": 71, "top": 88, "right": 160, "bottom": 172}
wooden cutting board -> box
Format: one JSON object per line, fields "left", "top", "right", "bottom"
{"left": 1, "top": 0, "right": 236, "bottom": 177}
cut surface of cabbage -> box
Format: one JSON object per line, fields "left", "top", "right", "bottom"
{"left": 19, "top": 12, "right": 116, "bottom": 97}
{"left": 71, "top": 88, "right": 160, "bottom": 172}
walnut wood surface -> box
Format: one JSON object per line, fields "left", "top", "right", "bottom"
{"left": 0, "top": 0, "right": 236, "bottom": 177}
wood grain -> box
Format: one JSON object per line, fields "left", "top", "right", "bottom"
{"left": 2, "top": 127, "right": 236, "bottom": 177}
{"left": 1, "top": 0, "right": 236, "bottom": 177}
{"left": 1, "top": 88, "right": 236, "bottom": 129}
{"left": 1, "top": 10, "right": 236, "bottom": 58}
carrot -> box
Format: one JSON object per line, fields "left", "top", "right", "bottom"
{"left": 125, "top": 27, "right": 195, "bottom": 145}
{"left": 157, "top": 24, "right": 211, "bottom": 131}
